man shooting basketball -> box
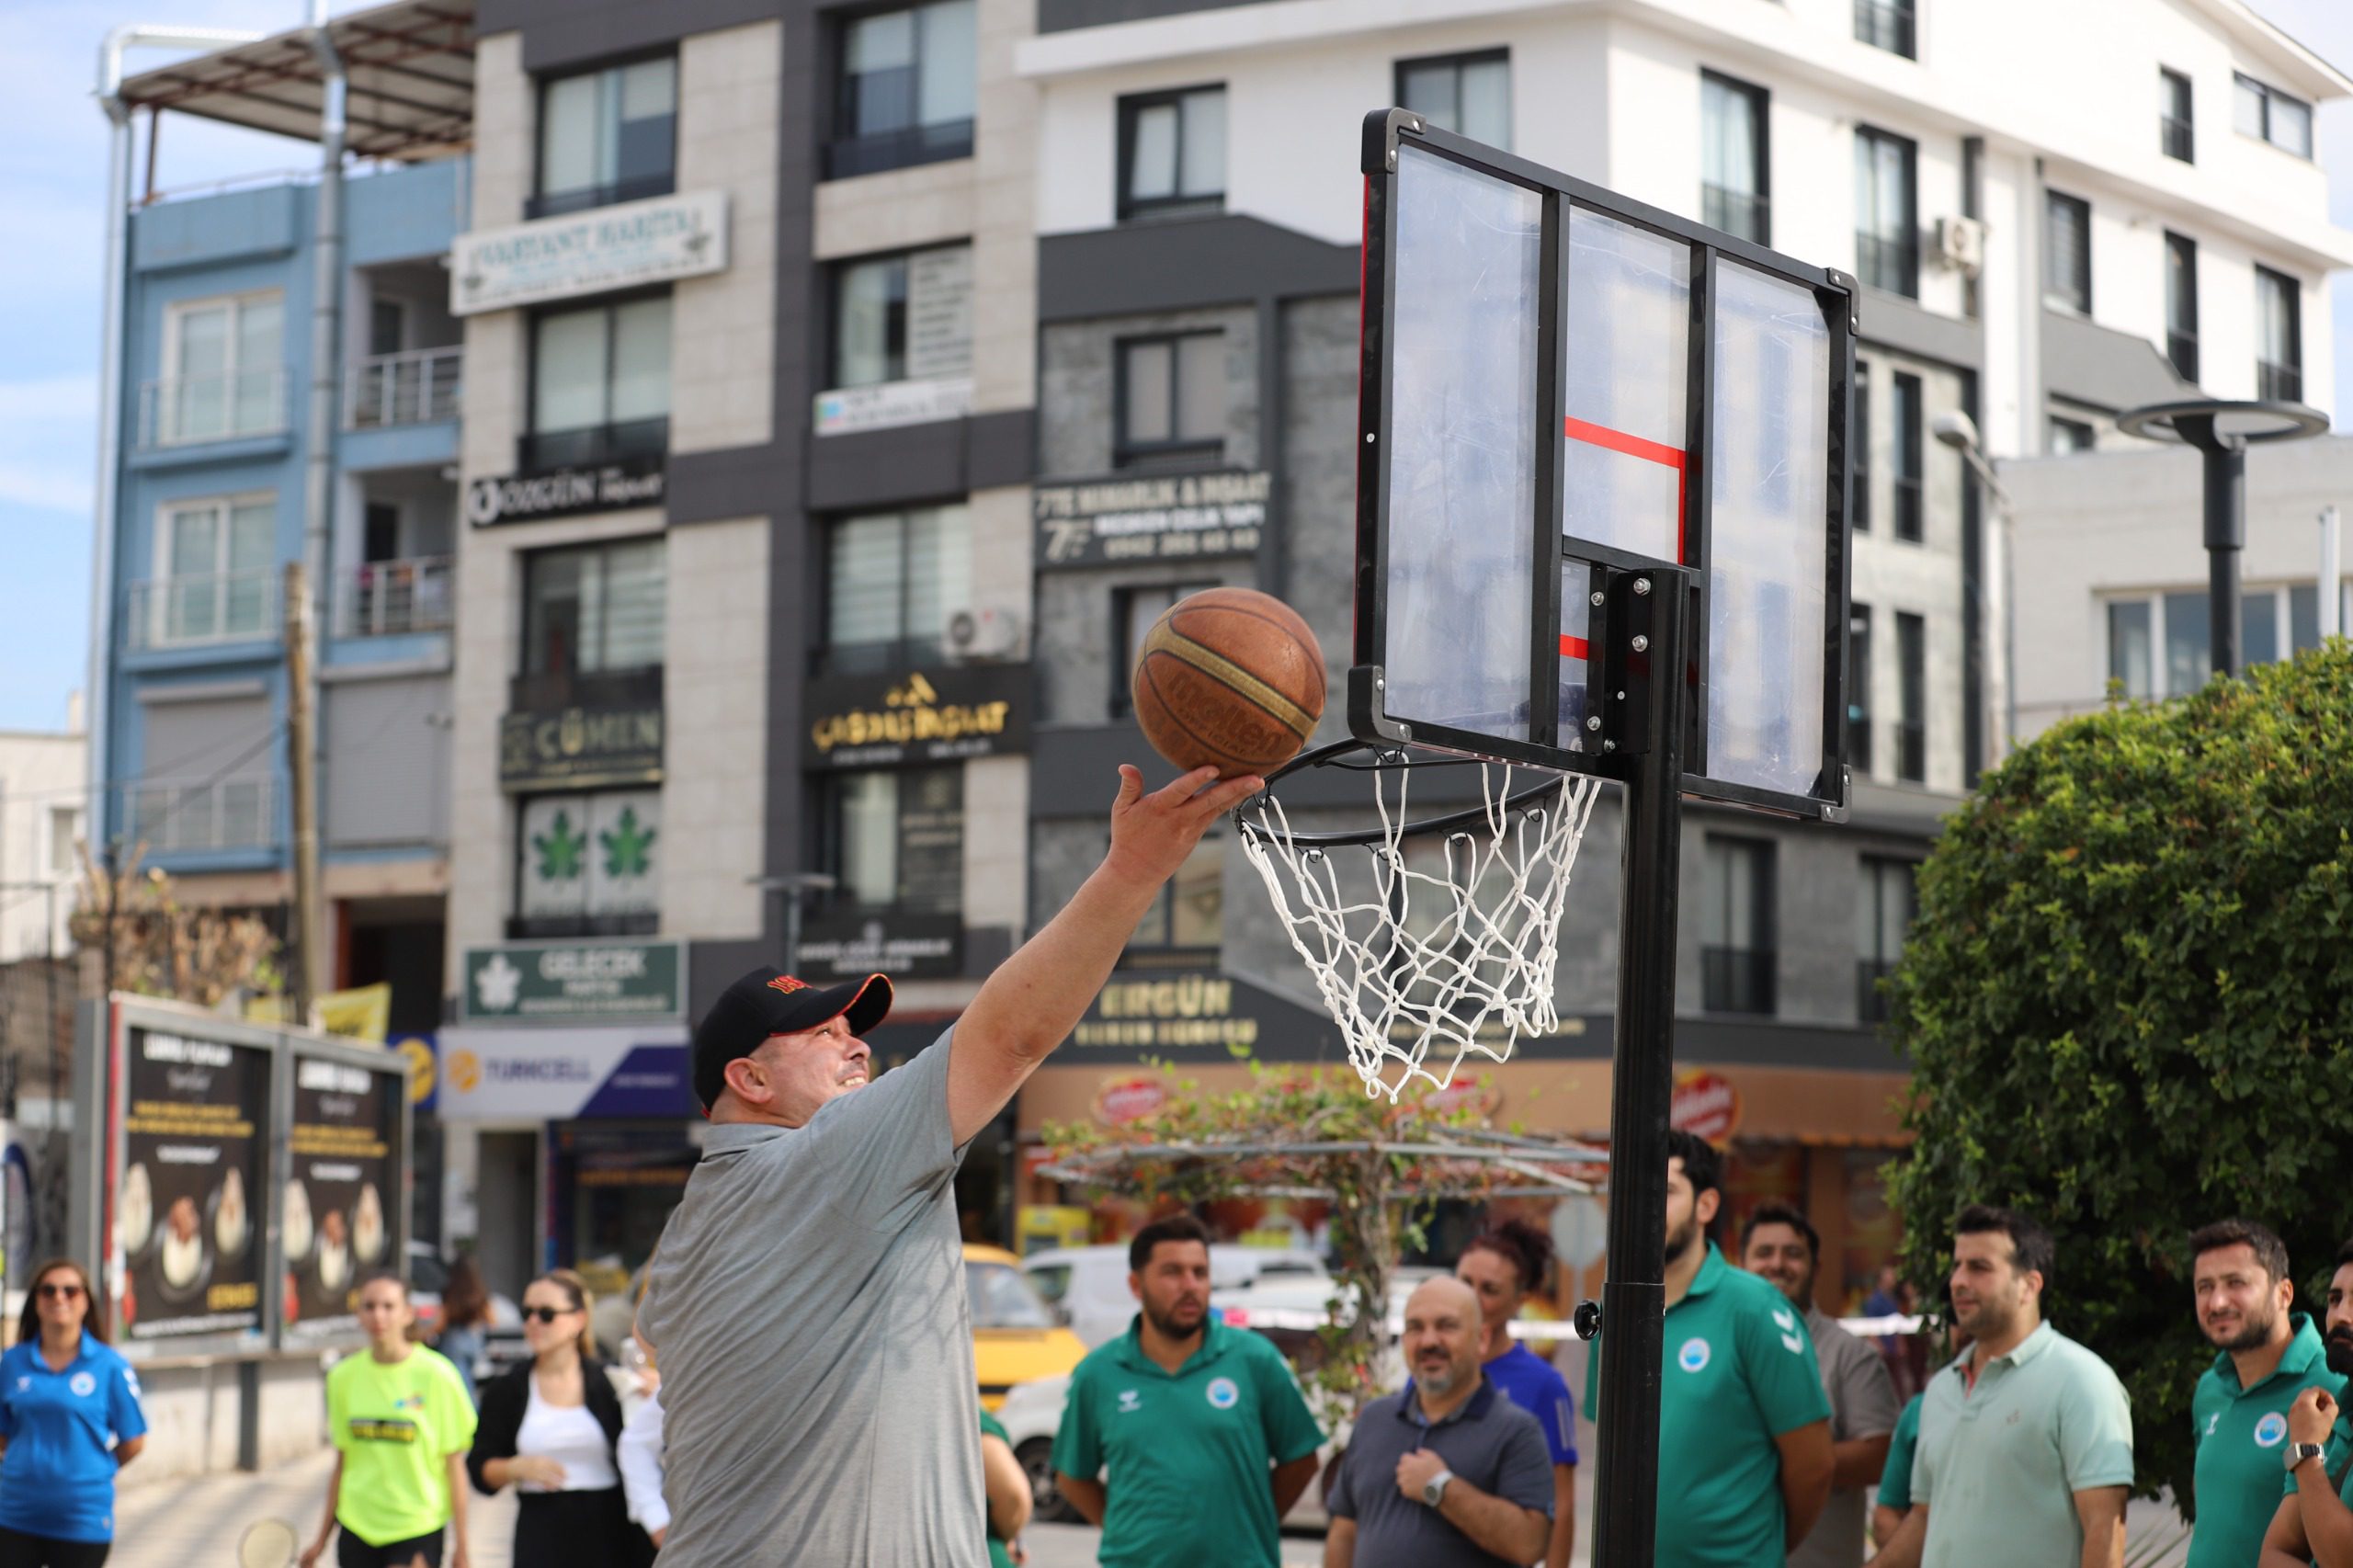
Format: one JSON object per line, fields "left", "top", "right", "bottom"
{"left": 640, "top": 763, "right": 1261, "bottom": 1568}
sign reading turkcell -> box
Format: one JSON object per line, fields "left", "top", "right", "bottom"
{"left": 467, "top": 453, "right": 665, "bottom": 527}
{"left": 460, "top": 939, "right": 685, "bottom": 1023}
{"left": 449, "top": 189, "right": 730, "bottom": 315}
{"left": 1035, "top": 470, "right": 1271, "bottom": 567}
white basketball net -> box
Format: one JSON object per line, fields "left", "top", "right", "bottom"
{"left": 1238, "top": 758, "right": 1601, "bottom": 1101}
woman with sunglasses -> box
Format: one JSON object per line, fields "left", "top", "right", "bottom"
{"left": 301, "top": 1272, "right": 476, "bottom": 1568}
{"left": 467, "top": 1270, "right": 652, "bottom": 1568}
{"left": 0, "top": 1259, "right": 146, "bottom": 1568}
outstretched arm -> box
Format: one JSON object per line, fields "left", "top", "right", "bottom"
{"left": 947, "top": 764, "right": 1260, "bottom": 1144}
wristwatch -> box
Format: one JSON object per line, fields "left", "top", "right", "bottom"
{"left": 2287, "top": 1441, "right": 2327, "bottom": 1473}
{"left": 1422, "top": 1468, "right": 1456, "bottom": 1507}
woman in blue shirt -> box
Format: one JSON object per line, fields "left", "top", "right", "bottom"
{"left": 0, "top": 1258, "right": 148, "bottom": 1567}
{"left": 1457, "top": 1218, "right": 1578, "bottom": 1568}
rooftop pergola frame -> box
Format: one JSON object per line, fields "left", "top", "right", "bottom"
{"left": 1040, "top": 1128, "right": 1611, "bottom": 1201}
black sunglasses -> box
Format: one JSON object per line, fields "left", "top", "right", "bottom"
{"left": 37, "top": 1283, "right": 84, "bottom": 1301}
{"left": 520, "top": 1305, "right": 576, "bottom": 1324}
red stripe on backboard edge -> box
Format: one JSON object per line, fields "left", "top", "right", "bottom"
{"left": 1560, "top": 634, "right": 1589, "bottom": 660}
{"left": 1562, "top": 416, "right": 1693, "bottom": 565}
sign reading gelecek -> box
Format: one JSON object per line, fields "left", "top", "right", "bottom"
{"left": 461, "top": 939, "right": 685, "bottom": 1022}
{"left": 1035, "top": 470, "right": 1271, "bottom": 568}
{"left": 803, "top": 665, "right": 1032, "bottom": 769}
{"left": 501, "top": 703, "right": 664, "bottom": 790}
{"left": 449, "top": 189, "right": 729, "bottom": 315}
{"left": 467, "top": 453, "right": 665, "bottom": 528}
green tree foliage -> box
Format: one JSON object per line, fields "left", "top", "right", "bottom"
{"left": 1883, "top": 645, "right": 2353, "bottom": 1509}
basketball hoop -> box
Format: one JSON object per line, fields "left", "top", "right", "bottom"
{"left": 1237, "top": 740, "right": 1600, "bottom": 1101}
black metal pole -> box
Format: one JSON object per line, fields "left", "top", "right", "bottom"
{"left": 2202, "top": 442, "right": 2246, "bottom": 677}
{"left": 1591, "top": 569, "right": 1689, "bottom": 1568}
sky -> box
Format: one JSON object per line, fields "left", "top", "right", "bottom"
{"left": 2, "top": 1, "right": 2351, "bottom": 735}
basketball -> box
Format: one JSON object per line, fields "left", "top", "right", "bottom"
{"left": 1131, "top": 587, "right": 1326, "bottom": 778}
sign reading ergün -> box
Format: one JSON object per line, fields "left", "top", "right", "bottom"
{"left": 449, "top": 190, "right": 730, "bottom": 315}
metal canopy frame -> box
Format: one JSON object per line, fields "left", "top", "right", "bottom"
{"left": 1350, "top": 108, "right": 1856, "bottom": 823}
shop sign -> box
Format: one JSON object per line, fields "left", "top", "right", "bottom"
{"left": 1074, "top": 972, "right": 1269, "bottom": 1057}
{"left": 438, "top": 1028, "right": 694, "bottom": 1119}
{"left": 501, "top": 704, "right": 664, "bottom": 790}
{"left": 283, "top": 1057, "right": 401, "bottom": 1342}
{"left": 804, "top": 666, "right": 1032, "bottom": 769}
{"left": 814, "top": 377, "right": 974, "bottom": 436}
{"left": 1671, "top": 1069, "right": 1742, "bottom": 1145}
{"left": 392, "top": 1033, "right": 438, "bottom": 1110}
{"left": 795, "top": 909, "right": 963, "bottom": 982}
{"left": 466, "top": 452, "right": 666, "bottom": 528}
{"left": 460, "top": 939, "right": 684, "bottom": 1023}
{"left": 450, "top": 189, "right": 730, "bottom": 315}
{"left": 1035, "top": 470, "right": 1271, "bottom": 568}
{"left": 1093, "top": 1075, "right": 1169, "bottom": 1126}
{"left": 117, "top": 1029, "right": 267, "bottom": 1340}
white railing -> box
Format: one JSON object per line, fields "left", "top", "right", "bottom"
{"left": 129, "top": 777, "right": 278, "bottom": 855}
{"left": 347, "top": 347, "right": 461, "bottom": 428}
{"left": 124, "top": 569, "right": 279, "bottom": 649}
{"left": 335, "top": 555, "right": 453, "bottom": 637}
{"left": 137, "top": 368, "right": 289, "bottom": 448}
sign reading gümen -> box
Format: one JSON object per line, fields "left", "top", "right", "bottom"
{"left": 449, "top": 190, "right": 730, "bottom": 315}
{"left": 1034, "top": 470, "right": 1271, "bottom": 568}
{"left": 460, "top": 939, "right": 686, "bottom": 1023}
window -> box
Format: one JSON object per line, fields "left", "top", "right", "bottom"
{"left": 534, "top": 57, "right": 676, "bottom": 218}
{"left": 1701, "top": 837, "right": 1775, "bottom": 1015}
{"left": 830, "top": 0, "right": 976, "bottom": 178}
{"left": 527, "top": 295, "right": 671, "bottom": 469}
{"left": 156, "top": 292, "right": 284, "bottom": 446}
{"left": 1129, "top": 837, "right": 1223, "bottom": 953}
{"left": 1853, "top": 365, "right": 1870, "bottom": 533}
{"left": 1114, "top": 582, "right": 1219, "bottom": 718}
{"left": 515, "top": 789, "right": 659, "bottom": 937}
{"left": 2043, "top": 192, "right": 2090, "bottom": 314}
{"left": 155, "top": 495, "right": 275, "bottom": 643}
{"left": 1700, "top": 72, "right": 1770, "bottom": 245}
{"left": 2107, "top": 584, "right": 2341, "bottom": 698}
{"left": 1857, "top": 857, "right": 1917, "bottom": 1024}
{"left": 2235, "top": 74, "right": 2313, "bottom": 159}
{"left": 2256, "top": 267, "right": 2302, "bottom": 403}
{"left": 521, "top": 538, "right": 665, "bottom": 677}
{"left": 1854, "top": 0, "right": 1915, "bottom": 57}
{"left": 1117, "top": 334, "right": 1225, "bottom": 469}
{"left": 2160, "top": 68, "right": 2194, "bottom": 162}
{"left": 1895, "top": 611, "right": 1926, "bottom": 782}
{"left": 1397, "top": 50, "right": 1510, "bottom": 149}
{"left": 2165, "top": 233, "right": 2199, "bottom": 382}
{"left": 1855, "top": 128, "right": 1917, "bottom": 298}
{"left": 1891, "top": 371, "right": 1923, "bottom": 543}
{"left": 2048, "top": 415, "right": 2096, "bottom": 454}
{"left": 1847, "top": 605, "right": 1873, "bottom": 774}
{"left": 1119, "top": 86, "right": 1226, "bottom": 221}
{"left": 49, "top": 808, "right": 79, "bottom": 877}
{"left": 2108, "top": 599, "right": 2154, "bottom": 698}
{"left": 830, "top": 245, "right": 973, "bottom": 391}
{"left": 828, "top": 767, "right": 962, "bottom": 915}
{"left": 824, "top": 506, "right": 972, "bottom": 673}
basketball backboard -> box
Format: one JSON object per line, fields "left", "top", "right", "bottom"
{"left": 1350, "top": 110, "right": 1857, "bottom": 820}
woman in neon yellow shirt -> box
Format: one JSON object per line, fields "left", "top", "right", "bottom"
{"left": 301, "top": 1272, "right": 477, "bottom": 1568}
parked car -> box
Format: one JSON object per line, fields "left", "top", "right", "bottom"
{"left": 967, "top": 1244, "right": 1089, "bottom": 1410}
{"left": 1022, "top": 1244, "right": 1329, "bottom": 1347}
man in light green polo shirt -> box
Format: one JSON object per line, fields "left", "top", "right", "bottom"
{"left": 1590, "top": 1130, "right": 1833, "bottom": 1566}
{"left": 1868, "top": 1205, "right": 2133, "bottom": 1568}
{"left": 2187, "top": 1218, "right": 2344, "bottom": 1568}
{"left": 1052, "top": 1212, "right": 1324, "bottom": 1568}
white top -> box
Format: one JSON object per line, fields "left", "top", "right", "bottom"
{"left": 618, "top": 1389, "right": 669, "bottom": 1535}
{"left": 516, "top": 1378, "right": 619, "bottom": 1493}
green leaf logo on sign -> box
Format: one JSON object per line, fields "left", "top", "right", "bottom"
{"left": 600, "top": 805, "right": 657, "bottom": 879}
{"left": 534, "top": 811, "right": 586, "bottom": 881}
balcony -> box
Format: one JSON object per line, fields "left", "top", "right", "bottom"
{"left": 1700, "top": 946, "right": 1776, "bottom": 1015}
{"left": 525, "top": 173, "right": 676, "bottom": 222}
{"left": 125, "top": 569, "right": 278, "bottom": 651}
{"left": 518, "top": 416, "right": 669, "bottom": 473}
{"left": 347, "top": 347, "right": 461, "bottom": 429}
{"left": 335, "top": 556, "right": 453, "bottom": 638}
{"left": 1853, "top": 0, "right": 1915, "bottom": 57}
{"left": 1855, "top": 233, "right": 1918, "bottom": 299}
{"left": 130, "top": 777, "right": 277, "bottom": 856}
{"left": 2166, "top": 331, "right": 2200, "bottom": 384}
{"left": 506, "top": 664, "right": 663, "bottom": 715}
{"left": 2258, "top": 360, "right": 2303, "bottom": 403}
{"left": 1857, "top": 959, "right": 1899, "bottom": 1024}
{"left": 1701, "top": 184, "right": 1769, "bottom": 246}
{"left": 824, "top": 119, "right": 974, "bottom": 181}
{"left": 137, "top": 368, "right": 289, "bottom": 449}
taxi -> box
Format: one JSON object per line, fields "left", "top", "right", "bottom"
{"left": 967, "top": 1244, "right": 1087, "bottom": 1410}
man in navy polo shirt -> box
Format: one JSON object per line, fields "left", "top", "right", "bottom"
{"left": 1324, "top": 1277, "right": 1553, "bottom": 1568}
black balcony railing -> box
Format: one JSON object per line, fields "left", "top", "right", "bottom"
{"left": 1856, "top": 232, "right": 1918, "bottom": 299}
{"left": 1702, "top": 184, "right": 1770, "bottom": 245}
{"left": 518, "top": 416, "right": 669, "bottom": 473}
{"left": 526, "top": 173, "right": 676, "bottom": 222}
{"left": 507, "top": 664, "right": 664, "bottom": 715}
{"left": 2167, "top": 331, "right": 2200, "bottom": 383}
{"left": 814, "top": 636, "right": 950, "bottom": 677}
{"left": 2161, "top": 115, "right": 2194, "bottom": 163}
{"left": 1854, "top": 0, "right": 1915, "bottom": 56}
{"left": 2259, "top": 360, "right": 2303, "bottom": 403}
{"left": 1857, "top": 958, "right": 1899, "bottom": 1024}
{"left": 825, "top": 118, "right": 975, "bottom": 180}
{"left": 1701, "top": 946, "right": 1776, "bottom": 1015}
{"left": 1895, "top": 720, "right": 1927, "bottom": 783}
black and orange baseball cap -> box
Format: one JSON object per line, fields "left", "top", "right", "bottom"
{"left": 692, "top": 966, "right": 892, "bottom": 1112}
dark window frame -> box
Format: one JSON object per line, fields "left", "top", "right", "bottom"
{"left": 1116, "top": 84, "right": 1228, "bottom": 222}
{"left": 2256, "top": 265, "right": 2302, "bottom": 402}
{"left": 1856, "top": 856, "right": 1918, "bottom": 1024}
{"left": 2235, "top": 72, "right": 2314, "bottom": 160}
{"left": 1853, "top": 0, "right": 1916, "bottom": 59}
{"left": 2048, "top": 415, "right": 2096, "bottom": 454}
{"left": 1700, "top": 835, "right": 1777, "bottom": 1017}
{"left": 1855, "top": 126, "right": 1919, "bottom": 299}
{"left": 1847, "top": 604, "right": 1873, "bottom": 776}
{"left": 1122, "top": 834, "right": 1227, "bottom": 961}
{"left": 1111, "top": 579, "right": 1221, "bottom": 719}
{"left": 529, "top": 51, "right": 679, "bottom": 220}
{"left": 517, "top": 535, "right": 667, "bottom": 683}
{"left": 1853, "top": 363, "right": 1870, "bottom": 533}
{"left": 825, "top": 0, "right": 979, "bottom": 180}
{"left": 817, "top": 506, "right": 972, "bottom": 676}
{"left": 1891, "top": 370, "right": 1924, "bottom": 543}
{"left": 520, "top": 289, "right": 672, "bottom": 472}
{"left": 815, "top": 764, "right": 966, "bottom": 917}
{"left": 1393, "top": 48, "right": 1512, "bottom": 149}
{"left": 2043, "top": 190, "right": 2091, "bottom": 315}
{"left": 1114, "top": 331, "right": 1226, "bottom": 470}
{"left": 1895, "top": 609, "right": 1927, "bottom": 783}
{"left": 1699, "top": 69, "right": 1771, "bottom": 246}
{"left": 2165, "top": 232, "right": 2200, "bottom": 383}
{"left": 2160, "top": 66, "right": 2194, "bottom": 162}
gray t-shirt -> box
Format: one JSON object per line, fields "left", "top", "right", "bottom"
{"left": 1788, "top": 1303, "right": 1902, "bottom": 1568}
{"left": 1327, "top": 1380, "right": 1554, "bottom": 1568}
{"left": 641, "top": 1033, "right": 981, "bottom": 1567}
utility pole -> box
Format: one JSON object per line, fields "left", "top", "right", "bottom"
{"left": 286, "top": 560, "right": 324, "bottom": 1023}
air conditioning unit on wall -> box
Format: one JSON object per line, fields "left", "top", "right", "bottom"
{"left": 1935, "top": 215, "right": 1986, "bottom": 277}
{"left": 944, "top": 608, "right": 1024, "bottom": 662}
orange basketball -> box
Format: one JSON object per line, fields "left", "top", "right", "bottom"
{"left": 1131, "top": 587, "right": 1326, "bottom": 778}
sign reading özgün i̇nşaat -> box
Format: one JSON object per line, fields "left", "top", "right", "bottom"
{"left": 117, "top": 1029, "right": 267, "bottom": 1339}
{"left": 462, "top": 938, "right": 686, "bottom": 1022}
{"left": 284, "top": 1058, "right": 401, "bottom": 1340}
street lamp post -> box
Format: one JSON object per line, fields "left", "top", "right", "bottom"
{"left": 1930, "top": 411, "right": 2017, "bottom": 767}
{"left": 747, "top": 873, "right": 838, "bottom": 976}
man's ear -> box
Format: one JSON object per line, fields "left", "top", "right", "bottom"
{"left": 1695, "top": 1187, "right": 1722, "bottom": 1229}
{"left": 1128, "top": 1271, "right": 1143, "bottom": 1302}
{"left": 722, "top": 1055, "right": 766, "bottom": 1103}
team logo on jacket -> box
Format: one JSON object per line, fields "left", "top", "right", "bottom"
{"left": 1677, "top": 1338, "right": 1711, "bottom": 1373}
{"left": 2256, "top": 1413, "right": 2290, "bottom": 1449}
{"left": 69, "top": 1372, "right": 96, "bottom": 1397}
{"left": 1206, "top": 1377, "right": 1240, "bottom": 1410}
{"left": 1117, "top": 1389, "right": 1142, "bottom": 1414}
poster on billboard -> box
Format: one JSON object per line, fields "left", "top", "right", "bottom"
{"left": 283, "top": 1056, "right": 403, "bottom": 1341}
{"left": 117, "top": 1028, "right": 267, "bottom": 1340}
